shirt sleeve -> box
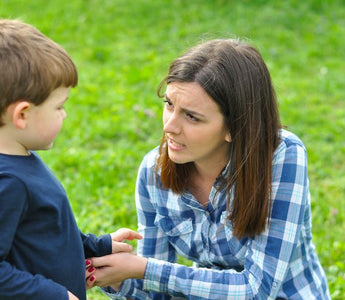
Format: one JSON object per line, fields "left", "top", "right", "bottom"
{"left": 136, "top": 162, "right": 178, "bottom": 263}
{"left": 81, "top": 232, "right": 112, "bottom": 258}
{"left": 0, "top": 175, "right": 68, "bottom": 300}
{"left": 111, "top": 141, "right": 309, "bottom": 299}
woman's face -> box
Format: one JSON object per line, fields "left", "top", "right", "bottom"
{"left": 163, "top": 82, "right": 231, "bottom": 169}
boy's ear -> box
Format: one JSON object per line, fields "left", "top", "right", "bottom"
{"left": 10, "top": 101, "right": 31, "bottom": 129}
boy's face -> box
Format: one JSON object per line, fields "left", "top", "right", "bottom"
{"left": 24, "top": 86, "right": 70, "bottom": 150}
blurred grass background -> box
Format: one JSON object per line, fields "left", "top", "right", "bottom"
{"left": 1, "top": 0, "right": 344, "bottom": 299}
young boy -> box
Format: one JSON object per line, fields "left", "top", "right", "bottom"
{"left": 0, "top": 19, "right": 141, "bottom": 300}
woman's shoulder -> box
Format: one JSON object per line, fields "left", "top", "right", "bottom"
{"left": 273, "top": 129, "right": 307, "bottom": 164}
{"left": 277, "top": 128, "right": 306, "bottom": 151}
{"left": 140, "top": 146, "right": 160, "bottom": 170}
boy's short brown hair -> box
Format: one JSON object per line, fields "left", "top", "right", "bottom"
{"left": 0, "top": 19, "right": 78, "bottom": 125}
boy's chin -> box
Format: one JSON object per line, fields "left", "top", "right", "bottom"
{"left": 33, "top": 142, "right": 54, "bottom": 151}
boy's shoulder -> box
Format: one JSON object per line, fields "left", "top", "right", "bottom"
{"left": 0, "top": 151, "right": 46, "bottom": 178}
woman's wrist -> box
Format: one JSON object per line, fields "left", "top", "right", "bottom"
{"left": 110, "top": 282, "right": 122, "bottom": 292}
{"left": 129, "top": 255, "right": 148, "bottom": 279}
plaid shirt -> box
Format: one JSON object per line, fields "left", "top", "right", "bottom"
{"left": 104, "top": 129, "right": 330, "bottom": 299}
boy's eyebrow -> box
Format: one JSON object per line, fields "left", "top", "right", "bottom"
{"left": 57, "top": 97, "right": 68, "bottom": 106}
{"left": 164, "top": 94, "right": 206, "bottom": 118}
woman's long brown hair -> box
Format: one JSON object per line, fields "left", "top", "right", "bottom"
{"left": 156, "top": 39, "right": 281, "bottom": 239}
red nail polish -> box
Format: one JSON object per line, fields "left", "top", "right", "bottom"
{"left": 85, "top": 259, "right": 91, "bottom": 266}
{"left": 88, "top": 267, "right": 95, "bottom": 273}
{"left": 90, "top": 275, "right": 95, "bottom": 282}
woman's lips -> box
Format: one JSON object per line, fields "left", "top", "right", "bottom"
{"left": 167, "top": 137, "right": 185, "bottom": 151}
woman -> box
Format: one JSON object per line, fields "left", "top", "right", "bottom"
{"left": 88, "top": 39, "right": 330, "bottom": 299}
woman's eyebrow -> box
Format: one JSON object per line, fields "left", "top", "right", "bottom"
{"left": 164, "top": 94, "right": 205, "bottom": 118}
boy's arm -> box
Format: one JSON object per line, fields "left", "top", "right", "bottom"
{"left": 81, "top": 231, "right": 112, "bottom": 258}
{"left": 0, "top": 261, "right": 69, "bottom": 299}
{"left": 0, "top": 175, "right": 69, "bottom": 300}
{"left": 81, "top": 228, "right": 142, "bottom": 258}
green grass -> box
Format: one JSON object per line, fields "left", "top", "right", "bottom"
{"left": 1, "top": 0, "right": 344, "bottom": 299}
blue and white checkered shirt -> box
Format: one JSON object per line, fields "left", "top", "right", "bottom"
{"left": 104, "top": 129, "right": 330, "bottom": 299}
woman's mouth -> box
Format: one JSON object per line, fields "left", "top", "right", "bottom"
{"left": 167, "top": 138, "right": 185, "bottom": 151}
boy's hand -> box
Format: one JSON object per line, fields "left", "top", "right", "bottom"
{"left": 68, "top": 291, "right": 79, "bottom": 300}
{"left": 110, "top": 228, "right": 142, "bottom": 253}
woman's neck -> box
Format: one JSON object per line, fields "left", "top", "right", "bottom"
{"left": 189, "top": 161, "right": 227, "bottom": 207}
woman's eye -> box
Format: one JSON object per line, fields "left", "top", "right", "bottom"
{"left": 163, "top": 100, "right": 173, "bottom": 109}
{"left": 186, "top": 113, "right": 199, "bottom": 122}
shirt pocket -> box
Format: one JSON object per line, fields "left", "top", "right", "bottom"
{"left": 155, "top": 215, "right": 193, "bottom": 236}
{"left": 155, "top": 215, "right": 194, "bottom": 257}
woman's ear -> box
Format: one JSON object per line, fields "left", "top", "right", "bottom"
{"left": 10, "top": 101, "right": 31, "bottom": 129}
{"left": 225, "top": 132, "right": 231, "bottom": 143}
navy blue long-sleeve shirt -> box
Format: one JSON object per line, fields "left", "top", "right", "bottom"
{"left": 0, "top": 152, "right": 111, "bottom": 299}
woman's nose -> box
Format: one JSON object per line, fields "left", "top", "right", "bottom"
{"left": 163, "top": 111, "right": 180, "bottom": 134}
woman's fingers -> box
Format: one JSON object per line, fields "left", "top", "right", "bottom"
{"left": 89, "top": 255, "right": 113, "bottom": 268}
{"left": 85, "top": 259, "right": 97, "bottom": 290}
{"left": 86, "top": 274, "right": 96, "bottom": 289}
{"left": 86, "top": 265, "right": 118, "bottom": 287}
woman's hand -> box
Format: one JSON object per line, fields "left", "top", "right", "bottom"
{"left": 110, "top": 228, "right": 142, "bottom": 253}
{"left": 86, "top": 252, "right": 147, "bottom": 288}
{"left": 85, "top": 259, "right": 96, "bottom": 290}
{"left": 85, "top": 228, "right": 143, "bottom": 290}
